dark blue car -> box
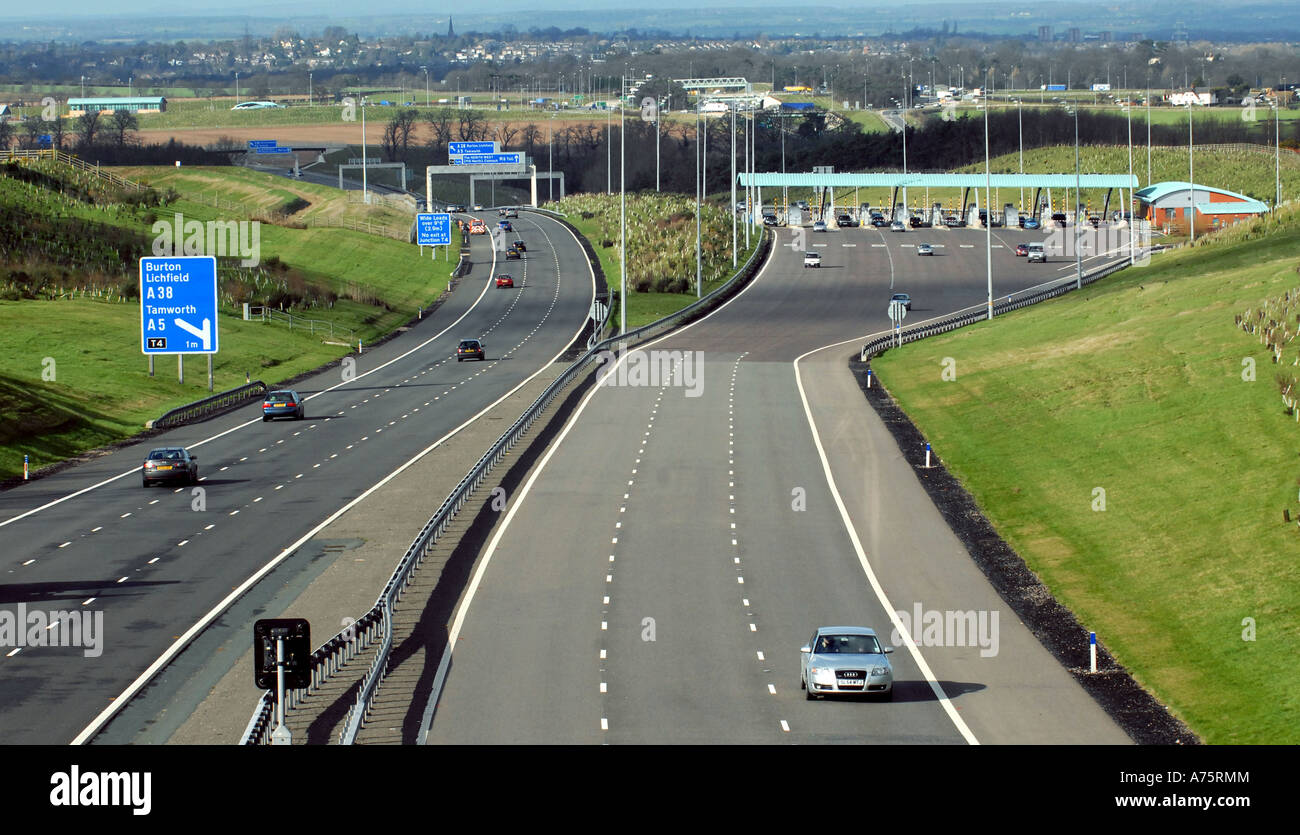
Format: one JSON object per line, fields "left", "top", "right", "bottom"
{"left": 262, "top": 389, "right": 305, "bottom": 421}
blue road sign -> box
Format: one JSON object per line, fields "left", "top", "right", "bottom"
{"left": 247, "top": 139, "right": 278, "bottom": 149}
{"left": 453, "top": 153, "right": 524, "bottom": 166}
{"left": 416, "top": 213, "right": 452, "bottom": 246}
{"left": 448, "top": 141, "right": 497, "bottom": 157}
{"left": 256, "top": 146, "right": 292, "bottom": 154}
{"left": 140, "top": 257, "right": 219, "bottom": 355}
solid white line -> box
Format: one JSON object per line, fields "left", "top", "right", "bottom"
{"left": 792, "top": 345, "right": 980, "bottom": 745}
{"left": 72, "top": 215, "right": 596, "bottom": 747}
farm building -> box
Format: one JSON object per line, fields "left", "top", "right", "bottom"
{"left": 1135, "top": 181, "right": 1270, "bottom": 234}
{"left": 67, "top": 96, "right": 166, "bottom": 116}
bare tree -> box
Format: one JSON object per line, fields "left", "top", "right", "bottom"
{"left": 494, "top": 121, "right": 520, "bottom": 150}
{"left": 520, "top": 123, "right": 541, "bottom": 158}
{"left": 426, "top": 107, "right": 454, "bottom": 154}
{"left": 0, "top": 119, "right": 14, "bottom": 151}
{"left": 21, "top": 118, "right": 46, "bottom": 150}
{"left": 381, "top": 116, "right": 400, "bottom": 161}
{"left": 395, "top": 108, "right": 418, "bottom": 156}
{"left": 48, "top": 116, "right": 66, "bottom": 151}
{"left": 75, "top": 109, "right": 102, "bottom": 150}
{"left": 109, "top": 109, "right": 138, "bottom": 147}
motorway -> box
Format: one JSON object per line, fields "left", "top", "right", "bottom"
{"left": 0, "top": 210, "right": 594, "bottom": 744}
{"left": 424, "top": 221, "right": 1137, "bottom": 744}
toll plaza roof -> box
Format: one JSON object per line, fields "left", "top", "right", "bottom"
{"left": 738, "top": 173, "right": 1139, "bottom": 189}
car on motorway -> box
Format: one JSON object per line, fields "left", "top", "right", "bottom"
{"left": 1027, "top": 242, "right": 1047, "bottom": 262}
{"left": 495, "top": 274, "right": 515, "bottom": 288}
{"left": 943, "top": 215, "right": 964, "bottom": 227}
{"left": 141, "top": 447, "right": 199, "bottom": 487}
{"left": 909, "top": 215, "right": 926, "bottom": 228}
{"left": 1023, "top": 217, "right": 1041, "bottom": 230}
{"left": 803, "top": 251, "right": 821, "bottom": 267}
{"left": 505, "top": 245, "right": 521, "bottom": 260}
{"left": 1089, "top": 215, "right": 1101, "bottom": 228}
{"left": 1015, "top": 242, "right": 1029, "bottom": 256}
{"left": 457, "top": 338, "right": 486, "bottom": 361}
{"left": 498, "top": 220, "right": 513, "bottom": 232}
{"left": 446, "top": 204, "right": 465, "bottom": 213}
{"left": 813, "top": 220, "right": 827, "bottom": 233}
{"left": 800, "top": 626, "right": 895, "bottom": 700}
{"left": 1051, "top": 212, "right": 1067, "bottom": 227}
{"left": 836, "top": 213, "right": 856, "bottom": 228}
{"left": 890, "top": 219, "right": 906, "bottom": 232}
{"left": 890, "top": 292, "right": 912, "bottom": 310}
{"left": 763, "top": 215, "right": 783, "bottom": 227}
{"left": 469, "top": 219, "right": 487, "bottom": 235}
{"left": 795, "top": 200, "right": 810, "bottom": 210}
{"left": 472, "top": 204, "right": 484, "bottom": 211}
{"left": 262, "top": 389, "right": 305, "bottom": 421}
{"left": 512, "top": 240, "right": 527, "bottom": 251}
{"left": 916, "top": 243, "right": 934, "bottom": 256}
{"left": 869, "top": 213, "right": 887, "bottom": 227}
{"left": 505, "top": 207, "right": 518, "bottom": 219}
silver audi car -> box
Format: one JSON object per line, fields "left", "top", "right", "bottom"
{"left": 800, "top": 626, "right": 894, "bottom": 700}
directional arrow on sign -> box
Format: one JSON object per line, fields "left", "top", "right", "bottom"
{"left": 174, "top": 317, "right": 213, "bottom": 351}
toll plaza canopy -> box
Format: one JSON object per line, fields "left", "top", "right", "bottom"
{"left": 737, "top": 172, "right": 1141, "bottom": 222}
{"left": 738, "top": 173, "right": 1138, "bottom": 189}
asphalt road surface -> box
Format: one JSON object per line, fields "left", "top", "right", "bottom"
{"left": 0, "top": 210, "right": 593, "bottom": 744}
{"left": 424, "top": 221, "right": 1137, "bottom": 744}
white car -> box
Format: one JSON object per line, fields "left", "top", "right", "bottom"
{"left": 803, "top": 251, "right": 821, "bottom": 268}
{"left": 813, "top": 221, "right": 827, "bottom": 233}
{"left": 916, "top": 243, "right": 934, "bottom": 256}
{"left": 891, "top": 220, "right": 906, "bottom": 232}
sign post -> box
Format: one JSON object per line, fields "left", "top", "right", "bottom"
{"left": 253, "top": 618, "right": 311, "bottom": 746}
{"left": 140, "top": 256, "right": 219, "bottom": 384}
{"left": 888, "top": 299, "right": 907, "bottom": 347}
{"left": 416, "top": 212, "right": 452, "bottom": 260}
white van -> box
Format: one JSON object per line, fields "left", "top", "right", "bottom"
{"left": 1026, "top": 242, "right": 1047, "bottom": 263}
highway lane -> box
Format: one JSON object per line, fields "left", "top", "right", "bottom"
{"left": 424, "top": 220, "right": 1136, "bottom": 744}
{"left": 0, "top": 211, "right": 594, "bottom": 744}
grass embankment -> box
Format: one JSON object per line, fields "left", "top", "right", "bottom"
{"left": 556, "top": 192, "right": 761, "bottom": 332}
{"left": 0, "top": 161, "right": 454, "bottom": 479}
{"left": 871, "top": 205, "right": 1300, "bottom": 743}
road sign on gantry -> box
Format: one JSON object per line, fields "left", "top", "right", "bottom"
{"left": 416, "top": 212, "right": 452, "bottom": 246}
{"left": 140, "top": 256, "right": 219, "bottom": 354}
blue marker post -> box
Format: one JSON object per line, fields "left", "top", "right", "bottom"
{"left": 24, "top": 454, "right": 29, "bottom": 481}
{"left": 925, "top": 442, "right": 932, "bottom": 469}
{"left": 1089, "top": 631, "right": 1097, "bottom": 673}
{"left": 866, "top": 368, "right": 872, "bottom": 389}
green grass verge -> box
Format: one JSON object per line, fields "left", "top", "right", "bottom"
{"left": 0, "top": 162, "right": 456, "bottom": 480}
{"left": 870, "top": 206, "right": 1300, "bottom": 744}
{"left": 0, "top": 299, "right": 358, "bottom": 478}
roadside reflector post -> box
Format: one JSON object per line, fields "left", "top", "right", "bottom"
{"left": 866, "top": 368, "right": 872, "bottom": 388}
{"left": 358, "top": 339, "right": 363, "bottom": 355}
{"left": 925, "top": 442, "right": 931, "bottom": 468}
{"left": 24, "top": 455, "right": 29, "bottom": 480}
{"left": 1089, "top": 631, "right": 1097, "bottom": 673}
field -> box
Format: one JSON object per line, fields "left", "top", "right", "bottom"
{"left": 871, "top": 205, "right": 1300, "bottom": 743}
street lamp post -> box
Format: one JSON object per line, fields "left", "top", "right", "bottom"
{"left": 232, "top": 73, "right": 236, "bottom": 105}
{"left": 1017, "top": 98, "right": 1024, "bottom": 212}
{"left": 308, "top": 72, "right": 312, "bottom": 105}
{"left": 1274, "top": 101, "right": 1281, "bottom": 212}
{"left": 983, "top": 101, "right": 994, "bottom": 319}
{"left": 1073, "top": 106, "right": 1082, "bottom": 289}
{"left": 731, "top": 105, "right": 737, "bottom": 267}
{"left": 548, "top": 113, "right": 555, "bottom": 203}
{"left": 1188, "top": 103, "right": 1195, "bottom": 243}
{"left": 621, "top": 80, "right": 627, "bottom": 337}
{"left": 696, "top": 98, "right": 703, "bottom": 298}
{"left": 1126, "top": 101, "right": 1135, "bottom": 265}
{"left": 421, "top": 66, "right": 428, "bottom": 106}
